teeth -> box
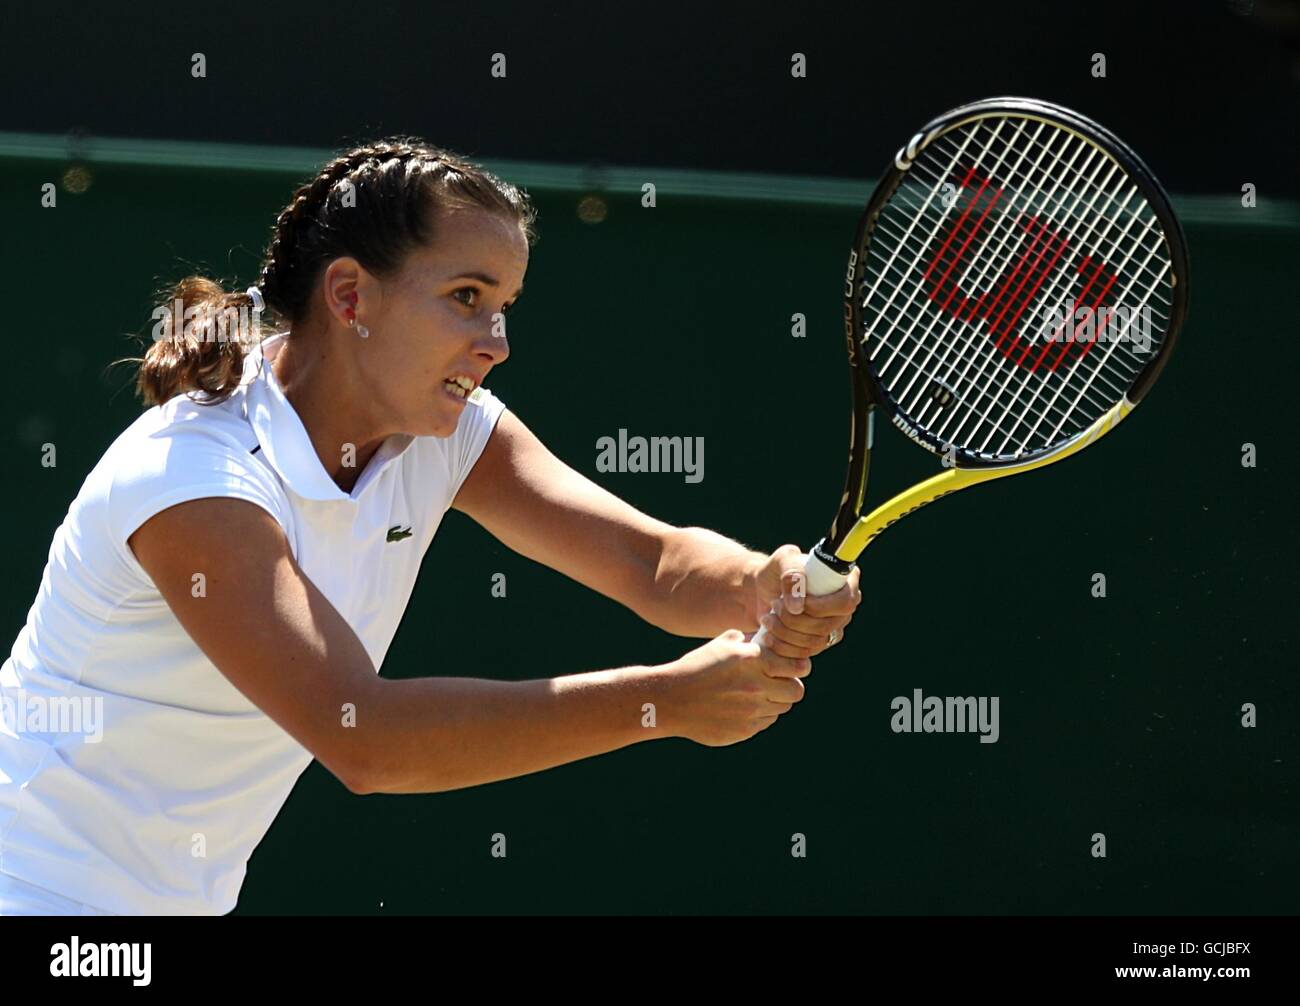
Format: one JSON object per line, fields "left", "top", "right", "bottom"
{"left": 452, "top": 376, "right": 474, "bottom": 390}
{"left": 443, "top": 380, "right": 467, "bottom": 398}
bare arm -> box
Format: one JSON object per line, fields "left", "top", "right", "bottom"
{"left": 129, "top": 498, "right": 666, "bottom": 793}
{"left": 128, "top": 498, "right": 802, "bottom": 795}
{"left": 453, "top": 409, "right": 767, "bottom": 637}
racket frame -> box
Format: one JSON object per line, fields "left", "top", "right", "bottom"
{"left": 818, "top": 96, "right": 1190, "bottom": 572}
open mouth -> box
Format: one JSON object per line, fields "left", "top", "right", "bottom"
{"left": 442, "top": 374, "right": 477, "bottom": 401}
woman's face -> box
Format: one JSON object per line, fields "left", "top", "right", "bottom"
{"left": 350, "top": 207, "right": 529, "bottom": 438}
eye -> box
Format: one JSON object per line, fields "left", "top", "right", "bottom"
{"left": 452, "top": 287, "right": 479, "bottom": 309}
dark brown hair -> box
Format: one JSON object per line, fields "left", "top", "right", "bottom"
{"left": 132, "top": 138, "right": 537, "bottom": 406}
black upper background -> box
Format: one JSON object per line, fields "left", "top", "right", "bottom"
{"left": 3, "top": 0, "right": 1297, "bottom": 196}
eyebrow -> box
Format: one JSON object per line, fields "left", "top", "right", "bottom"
{"left": 451, "top": 272, "right": 524, "bottom": 299}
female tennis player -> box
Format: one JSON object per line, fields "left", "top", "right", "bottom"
{"left": 0, "top": 139, "right": 860, "bottom": 916}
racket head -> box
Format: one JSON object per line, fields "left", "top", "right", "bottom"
{"left": 850, "top": 96, "right": 1188, "bottom": 466}
{"left": 818, "top": 97, "right": 1189, "bottom": 565}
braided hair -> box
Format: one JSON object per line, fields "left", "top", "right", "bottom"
{"left": 134, "top": 138, "right": 537, "bottom": 406}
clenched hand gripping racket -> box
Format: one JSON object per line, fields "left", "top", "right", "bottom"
{"left": 753, "top": 97, "right": 1189, "bottom": 646}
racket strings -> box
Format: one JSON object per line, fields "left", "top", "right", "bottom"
{"left": 870, "top": 167, "right": 1137, "bottom": 430}
{"left": 876, "top": 122, "right": 1167, "bottom": 447}
{"left": 866, "top": 214, "right": 1133, "bottom": 428}
{"left": 888, "top": 130, "right": 1158, "bottom": 447}
{"left": 933, "top": 126, "right": 1173, "bottom": 455}
{"left": 906, "top": 127, "right": 1173, "bottom": 443}
{"left": 857, "top": 115, "right": 1176, "bottom": 460}
{"left": 862, "top": 228, "right": 1111, "bottom": 445}
{"left": 890, "top": 145, "right": 1174, "bottom": 340}
{"left": 861, "top": 122, "right": 1122, "bottom": 450}
{"left": 858, "top": 121, "right": 1056, "bottom": 449}
{"left": 919, "top": 137, "right": 1176, "bottom": 306}
{"left": 916, "top": 128, "right": 1177, "bottom": 300}
{"left": 862, "top": 123, "right": 1130, "bottom": 450}
{"left": 1007, "top": 205, "right": 1173, "bottom": 452}
{"left": 873, "top": 121, "right": 1172, "bottom": 455}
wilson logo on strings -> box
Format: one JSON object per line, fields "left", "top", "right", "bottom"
{"left": 922, "top": 164, "right": 1119, "bottom": 374}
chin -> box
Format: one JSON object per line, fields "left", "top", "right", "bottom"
{"left": 406, "top": 422, "right": 454, "bottom": 439}
{"left": 420, "top": 409, "right": 462, "bottom": 439}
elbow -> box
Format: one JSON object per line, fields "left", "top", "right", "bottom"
{"left": 330, "top": 750, "right": 452, "bottom": 796}
{"left": 332, "top": 760, "right": 379, "bottom": 796}
{"left": 340, "top": 766, "right": 382, "bottom": 796}
{"left": 316, "top": 682, "right": 402, "bottom": 795}
{"left": 324, "top": 748, "right": 388, "bottom": 796}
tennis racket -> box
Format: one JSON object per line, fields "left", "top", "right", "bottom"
{"left": 753, "top": 96, "right": 1189, "bottom": 646}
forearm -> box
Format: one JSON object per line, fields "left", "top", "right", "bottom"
{"left": 645, "top": 526, "right": 765, "bottom": 637}
{"left": 354, "top": 666, "right": 669, "bottom": 795}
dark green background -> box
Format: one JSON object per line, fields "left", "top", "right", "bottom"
{"left": 3, "top": 157, "right": 1295, "bottom": 914}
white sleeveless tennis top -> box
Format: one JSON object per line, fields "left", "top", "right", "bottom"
{"left": 0, "top": 333, "right": 505, "bottom": 914}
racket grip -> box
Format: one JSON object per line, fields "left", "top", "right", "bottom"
{"left": 751, "top": 545, "right": 849, "bottom": 648}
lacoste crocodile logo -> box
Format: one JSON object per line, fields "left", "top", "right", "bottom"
{"left": 386, "top": 525, "right": 414, "bottom": 543}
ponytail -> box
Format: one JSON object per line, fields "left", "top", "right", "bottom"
{"left": 133, "top": 276, "right": 268, "bottom": 406}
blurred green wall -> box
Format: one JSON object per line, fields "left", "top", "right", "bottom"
{"left": 2, "top": 151, "right": 1295, "bottom": 914}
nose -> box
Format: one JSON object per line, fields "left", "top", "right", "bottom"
{"left": 476, "top": 329, "right": 510, "bottom": 366}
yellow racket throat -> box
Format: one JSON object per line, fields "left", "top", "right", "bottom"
{"left": 835, "top": 397, "right": 1134, "bottom": 562}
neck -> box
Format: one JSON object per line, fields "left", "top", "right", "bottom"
{"left": 269, "top": 330, "right": 388, "bottom": 492}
